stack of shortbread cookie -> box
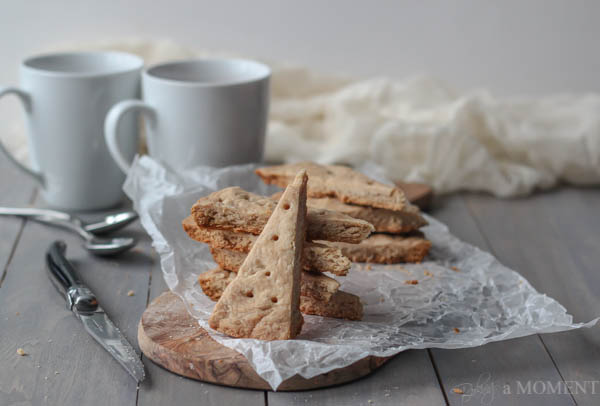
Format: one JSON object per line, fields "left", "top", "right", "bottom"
{"left": 183, "top": 163, "right": 432, "bottom": 340}
{"left": 256, "top": 162, "right": 431, "bottom": 264}
{"left": 183, "top": 170, "right": 376, "bottom": 339}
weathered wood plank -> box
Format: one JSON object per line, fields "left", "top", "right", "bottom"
{"left": 0, "top": 202, "right": 151, "bottom": 406}
{"left": 136, "top": 243, "right": 266, "bottom": 406}
{"left": 429, "top": 194, "right": 574, "bottom": 406}
{"left": 465, "top": 188, "right": 600, "bottom": 405}
{"left": 269, "top": 350, "right": 446, "bottom": 406}
{"left": 0, "top": 157, "right": 36, "bottom": 284}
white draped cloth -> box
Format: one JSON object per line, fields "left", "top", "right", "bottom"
{"left": 4, "top": 39, "right": 599, "bottom": 196}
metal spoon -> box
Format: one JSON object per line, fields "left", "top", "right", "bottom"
{"left": 0, "top": 207, "right": 138, "bottom": 235}
{"left": 0, "top": 207, "right": 137, "bottom": 256}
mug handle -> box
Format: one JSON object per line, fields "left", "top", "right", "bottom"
{"left": 0, "top": 86, "right": 44, "bottom": 186}
{"left": 104, "top": 100, "right": 156, "bottom": 174}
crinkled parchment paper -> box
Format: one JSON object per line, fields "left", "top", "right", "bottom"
{"left": 124, "top": 156, "right": 598, "bottom": 390}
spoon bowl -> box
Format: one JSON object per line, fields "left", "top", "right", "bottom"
{"left": 83, "top": 237, "right": 137, "bottom": 256}
{"left": 84, "top": 211, "right": 139, "bottom": 234}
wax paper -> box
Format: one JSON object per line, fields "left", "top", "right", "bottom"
{"left": 123, "top": 155, "right": 598, "bottom": 390}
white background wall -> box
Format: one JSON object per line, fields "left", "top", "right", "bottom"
{"left": 1, "top": 0, "right": 599, "bottom": 95}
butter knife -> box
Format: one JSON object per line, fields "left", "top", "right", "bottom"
{"left": 46, "top": 240, "right": 146, "bottom": 383}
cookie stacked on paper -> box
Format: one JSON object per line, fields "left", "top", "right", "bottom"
{"left": 257, "top": 162, "right": 431, "bottom": 264}
{"left": 183, "top": 170, "right": 374, "bottom": 340}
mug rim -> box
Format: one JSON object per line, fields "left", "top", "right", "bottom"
{"left": 21, "top": 51, "right": 144, "bottom": 78}
{"left": 144, "top": 58, "right": 271, "bottom": 87}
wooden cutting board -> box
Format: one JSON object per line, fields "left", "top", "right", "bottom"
{"left": 138, "top": 292, "right": 390, "bottom": 391}
{"left": 396, "top": 181, "right": 433, "bottom": 211}
{"left": 138, "top": 181, "right": 430, "bottom": 389}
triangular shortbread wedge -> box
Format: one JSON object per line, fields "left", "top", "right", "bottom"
{"left": 208, "top": 170, "right": 308, "bottom": 340}
{"left": 256, "top": 162, "right": 407, "bottom": 211}
{"left": 182, "top": 216, "right": 351, "bottom": 275}
{"left": 321, "top": 233, "right": 431, "bottom": 264}
{"left": 272, "top": 193, "right": 428, "bottom": 234}
{"left": 300, "top": 290, "right": 363, "bottom": 321}
{"left": 183, "top": 216, "right": 256, "bottom": 251}
{"left": 208, "top": 247, "right": 340, "bottom": 302}
{"left": 198, "top": 267, "right": 236, "bottom": 301}
{"left": 191, "top": 187, "right": 373, "bottom": 243}
{"left": 199, "top": 268, "right": 362, "bottom": 321}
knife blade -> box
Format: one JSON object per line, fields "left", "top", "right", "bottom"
{"left": 46, "top": 240, "right": 145, "bottom": 383}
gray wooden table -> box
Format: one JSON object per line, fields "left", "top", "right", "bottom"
{"left": 1, "top": 157, "right": 598, "bottom": 406}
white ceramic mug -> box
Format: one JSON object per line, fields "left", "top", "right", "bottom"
{"left": 104, "top": 58, "right": 270, "bottom": 173}
{"left": 0, "top": 51, "right": 143, "bottom": 210}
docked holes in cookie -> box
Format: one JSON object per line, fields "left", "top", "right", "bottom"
{"left": 271, "top": 297, "right": 278, "bottom": 303}
{"left": 265, "top": 271, "right": 271, "bottom": 277}
{"left": 244, "top": 291, "right": 254, "bottom": 298}
{"left": 272, "top": 235, "right": 279, "bottom": 241}
{"left": 283, "top": 202, "right": 290, "bottom": 210}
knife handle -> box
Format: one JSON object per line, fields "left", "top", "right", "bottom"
{"left": 46, "top": 241, "right": 98, "bottom": 313}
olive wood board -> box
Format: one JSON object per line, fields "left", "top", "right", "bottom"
{"left": 396, "top": 181, "right": 433, "bottom": 211}
{"left": 138, "top": 291, "right": 390, "bottom": 391}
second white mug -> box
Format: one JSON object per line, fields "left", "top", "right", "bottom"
{"left": 105, "top": 58, "right": 271, "bottom": 173}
